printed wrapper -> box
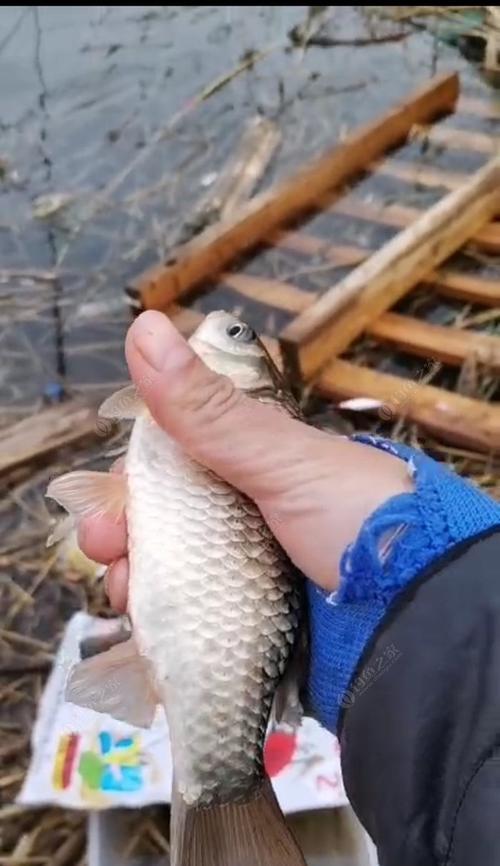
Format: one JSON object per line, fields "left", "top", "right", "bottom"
{"left": 18, "top": 612, "right": 347, "bottom": 813}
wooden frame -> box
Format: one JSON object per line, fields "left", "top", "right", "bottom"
{"left": 280, "top": 156, "right": 500, "bottom": 379}
{"left": 127, "top": 76, "right": 500, "bottom": 453}
{"left": 129, "top": 72, "right": 459, "bottom": 310}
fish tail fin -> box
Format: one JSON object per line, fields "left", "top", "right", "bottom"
{"left": 171, "top": 776, "right": 306, "bottom": 866}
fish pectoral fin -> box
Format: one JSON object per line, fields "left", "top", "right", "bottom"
{"left": 46, "top": 471, "right": 127, "bottom": 522}
{"left": 66, "top": 637, "right": 160, "bottom": 728}
{"left": 99, "top": 384, "right": 146, "bottom": 420}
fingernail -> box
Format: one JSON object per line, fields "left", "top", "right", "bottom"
{"left": 131, "top": 310, "right": 192, "bottom": 373}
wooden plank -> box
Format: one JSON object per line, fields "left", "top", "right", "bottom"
{"left": 221, "top": 272, "right": 312, "bottom": 313}
{"left": 368, "top": 312, "right": 500, "bottom": 371}
{"left": 223, "top": 261, "right": 500, "bottom": 315}
{"left": 178, "top": 266, "right": 499, "bottom": 337}
{"left": 271, "top": 231, "right": 367, "bottom": 267}
{"left": 316, "top": 359, "right": 500, "bottom": 453}
{"left": 280, "top": 157, "right": 500, "bottom": 380}
{"left": 331, "top": 195, "right": 500, "bottom": 253}
{"left": 427, "top": 271, "right": 500, "bottom": 307}
{"left": 458, "top": 95, "right": 500, "bottom": 119}
{"left": 411, "top": 124, "right": 499, "bottom": 155}
{"left": 128, "top": 73, "right": 459, "bottom": 310}
{"left": 274, "top": 229, "right": 500, "bottom": 306}
{"left": 375, "top": 158, "right": 466, "bottom": 191}
{"left": 0, "top": 401, "right": 104, "bottom": 478}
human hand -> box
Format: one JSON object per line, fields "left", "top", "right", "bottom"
{"left": 78, "top": 310, "right": 412, "bottom": 612}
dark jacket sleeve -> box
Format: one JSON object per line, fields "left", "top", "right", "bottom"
{"left": 338, "top": 529, "right": 500, "bottom": 866}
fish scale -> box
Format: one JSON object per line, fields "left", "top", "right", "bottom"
{"left": 126, "top": 413, "right": 301, "bottom": 807}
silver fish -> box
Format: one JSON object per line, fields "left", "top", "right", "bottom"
{"left": 46, "top": 311, "right": 307, "bottom": 866}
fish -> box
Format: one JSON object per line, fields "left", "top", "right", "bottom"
{"left": 46, "top": 310, "right": 307, "bottom": 866}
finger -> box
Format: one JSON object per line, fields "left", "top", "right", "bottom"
{"left": 125, "top": 310, "right": 331, "bottom": 503}
{"left": 104, "top": 556, "right": 129, "bottom": 613}
{"left": 110, "top": 457, "right": 125, "bottom": 474}
{"left": 78, "top": 512, "right": 127, "bottom": 565}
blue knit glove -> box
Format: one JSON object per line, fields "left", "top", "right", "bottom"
{"left": 307, "top": 434, "right": 500, "bottom": 734}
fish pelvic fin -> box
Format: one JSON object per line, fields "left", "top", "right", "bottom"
{"left": 170, "top": 776, "right": 307, "bottom": 866}
{"left": 46, "top": 470, "right": 127, "bottom": 523}
{"left": 66, "top": 637, "right": 160, "bottom": 728}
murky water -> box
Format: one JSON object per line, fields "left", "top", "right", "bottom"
{"left": 0, "top": 6, "right": 489, "bottom": 421}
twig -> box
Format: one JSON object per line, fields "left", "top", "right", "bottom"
{"left": 292, "top": 7, "right": 335, "bottom": 59}
{"left": 279, "top": 261, "right": 345, "bottom": 282}
{"left": 51, "top": 828, "right": 85, "bottom": 866}
{"left": 0, "top": 674, "right": 31, "bottom": 702}
{"left": 0, "top": 629, "right": 53, "bottom": 653}
{"left": 289, "top": 26, "right": 410, "bottom": 47}
{"left": 0, "top": 658, "right": 52, "bottom": 676}
{"left": 0, "top": 860, "right": 48, "bottom": 865}
{"left": 0, "top": 269, "right": 57, "bottom": 283}
{"left": 196, "top": 47, "right": 277, "bottom": 103}
{"left": 460, "top": 308, "right": 500, "bottom": 328}
{"left": 0, "top": 736, "right": 28, "bottom": 762}
{"left": 0, "top": 804, "right": 26, "bottom": 821}
{"left": 0, "top": 7, "right": 29, "bottom": 53}
{"left": 0, "top": 770, "right": 25, "bottom": 790}
{"left": 145, "top": 819, "right": 170, "bottom": 855}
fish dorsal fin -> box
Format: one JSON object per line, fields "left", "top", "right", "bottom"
{"left": 99, "top": 384, "right": 146, "bottom": 419}
{"left": 66, "top": 637, "right": 160, "bottom": 728}
{"left": 46, "top": 471, "right": 127, "bottom": 521}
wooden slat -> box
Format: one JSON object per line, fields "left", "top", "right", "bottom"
{"left": 458, "top": 95, "right": 500, "bottom": 120}
{"left": 375, "top": 158, "right": 466, "bottom": 191}
{"left": 368, "top": 312, "right": 500, "bottom": 371}
{"left": 221, "top": 272, "right": 312, "bottom": 313}
{"left": 192, "top": 264, "right": 500, "bottom": 326}
{"left": 412, "top": 124, "right": 499, "bottom": 155}
{"left": 228, "top": 265, "right": 500, "bottom": 314}
{"left": 428, "top": 271, "right": 500, "bottom": 307}
{"left": 0, "top": 401, "right": 103, "bottom": 478}
{"left": 469, "top": 222, "right": 500, "bottom": 254}
{"left": 317, "top": 359, "right": 500, "bottom": 452}
{"left": 272, "top": 227, "right": 500, "bottom": 310}
{"left": 280, "top": 157, "right": 500, "bottom": 379}
{"left": 274, "top": 229, "right": 500, "bottom": 307}
{"left": 271, "top": 231, "right": 367, "bottom": 267}
{"left": 129, "top": 73, "right": 459, "bottom": 310}
{"left": 331, "top": 195, "right": 500, "bottom": 253}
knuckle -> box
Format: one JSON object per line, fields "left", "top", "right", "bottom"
{"left": 178, "top": 361, "right": 242, "bottom": 430}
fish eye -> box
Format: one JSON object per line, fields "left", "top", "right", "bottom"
{"left": 226, "top": 322, "right": 257, "bottom": 343}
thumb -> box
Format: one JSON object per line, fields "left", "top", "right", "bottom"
{"left": 125, "top": 310, "right": 326, "bottom": 503}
